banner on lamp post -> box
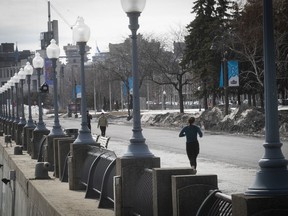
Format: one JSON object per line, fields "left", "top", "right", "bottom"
{"left": 228, "top": 60, "right": 239, "bottom": 87}
{"left": 123, "top": 77, "right": 133, "bottom": 97}
{"left": 44, "top": 59, "right": 54, "bottom": 86}
{"left": 76, "top": 85, "right": 81, "bottom": 98}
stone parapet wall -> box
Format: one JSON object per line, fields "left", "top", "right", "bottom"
{"left": 0, "top": 137, "right": 114, "bottom": 216}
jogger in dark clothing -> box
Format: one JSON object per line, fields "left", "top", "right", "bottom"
{"left": 186, "top": 141, "right": 200, "bottom": 168}
{"left": 179, "top": 117, "right": 203, "bottom": 169}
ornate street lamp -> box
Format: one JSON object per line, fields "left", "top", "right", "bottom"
{"left": 16, "top": 68, "right": 27, "bottom": 146}
{"left": 46, "top": 39, "right": 65, "bottom": 136}
{"left": 32, "top": 52, "right": 48, "bottom": 131}
{"left": 72, "top": 17, "right": 96, "bottom": 145}
{"left": 2, "top": 85, "right": 8, "bottom": 121}
{"left": 121, "top": 0, "right": 153, "bottom": 157}
{"left": 18, "top": 68, "right": 27, "bottom": 125}
{"left": 24, "top": 62, "right": 35, "bottom": 128}
{"left": 7, "top": 80, "right": 15, "bottom": 136}
{"left": 0, "top": 89, "right": 3, "bottom": 119}
{"left": 245, "top": 0, "right": 288, "bottom": 195}
{"left": 0, "top": 89, "right": 3, "bottom": 120}
{"left": 8, "top": 80, "right": 15, "bottom": 123}
{"left": 12, "top": 73, "right": 20, "bottom": 124}
{"left": 1, "top": 87, "right": 6, "bottom": 120}
{"left": 5, "top": 83, "right": 11, "bottom": 122}
{"left": 2, "top": 85, "right": 9, "bottom": 132}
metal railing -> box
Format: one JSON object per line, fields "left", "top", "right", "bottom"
{"left": 80, "top": 147, "right": 116, "bottom": 209}
{"left": 196, "top": 189, "right": 232, "bottom": 216}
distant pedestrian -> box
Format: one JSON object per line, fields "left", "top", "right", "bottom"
{"left": 179, "top": 117, "right": 203, "bottom": 170}
{"left": 97, "top": 112, "right": 108, "bottom": 136}
{"left": 87, "top": 110, "right": 92, "bottom": 131}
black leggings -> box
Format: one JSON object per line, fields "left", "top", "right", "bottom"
{"left": 186, "top": 141, "right": 200, "bottom": 168}
{"left": 100, "top": 126, "right": 106, "bottom": 136}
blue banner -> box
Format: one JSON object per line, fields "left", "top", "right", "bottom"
{"left": 123, "top": 77, "right": 133, "bottom": 96}
{"left": 228, "top": 60, "right": 239, "bottom": 87}
{"left": 44, "top": 59, "right": 54, "bottom": 86}
{"left": 72, "top": 85, "right": 81, "bottom": 99}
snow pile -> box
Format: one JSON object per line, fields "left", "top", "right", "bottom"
{"left": 139, "top": 106, "right": 288, "bottom": 138}
{"left": 142, "top": 112, "right": 197, "bottom": 128}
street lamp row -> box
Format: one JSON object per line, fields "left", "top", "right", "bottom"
{"left": 34, "top": 0, "right": 153, "bottom": 155}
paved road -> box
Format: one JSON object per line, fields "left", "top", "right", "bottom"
{"left": 46, "top": 117, "right": 288, "bottom": 195}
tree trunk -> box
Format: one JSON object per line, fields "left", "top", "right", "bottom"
{"left": 248, "top": 93, "right": 252, "bottom": 106}
{"left": 203, "top": 82, "right": 208, "bottom": 110}
{"left": 212, "top": 92, "right": 216, "bottom": 107}
{"left": 252, "top": 93, "right": 256, "bottom": 107}
{"left": 179, "top": 87, "right": 184, "bottom": 113}
{"left": 237, "top": 89, "right": 241, "bottom": 106}
{"left": 260, "top": 91, "right": 264, "bottom": 108}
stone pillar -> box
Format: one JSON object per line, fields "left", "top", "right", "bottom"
{"left": 115, "top": 157, "right": 161, "bottom": 216}
{"left": 58, "top": 138, "right": 75, "bottom": 181}
{"left": 14, "top": 124, "right": 19, "bottom": 144}
{"left": 44, "top": 135, "right": 67, "bottom": 171}
{"left": 171, "top": 174, "right": 218, "bottom": 216}
{"left": 10, "top": 121, "right": 15, "bottom": 140}
{"left": 31, "top": 130, "right": 50, "bottom": 159}
{"left": 68, "top": 143, "right": 92, "bottom": 190}
{"left": 22, "top": 126, "right": 35, "bottom": 151}
{"left": 232, "top": 194, "right": 288, "bottom": 215}
{"left": 151, "top": 168, "right": 200, "bottom": 216}
{"left": 16, "top": 123, "right": 25, "bottom": 146}
{"left": 4, "top": 120, "right": 8, "bottom": 134}
{"left": 6, "top": 121, "right": 12, "bottom": 137}
{"left": 53, "top": 137, "right": 74, "bottom": 178}
{"left": 25, "top": 127, "right": 35, "bottom": 155}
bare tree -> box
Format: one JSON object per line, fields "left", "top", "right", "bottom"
{"left": 143, "top": 28, "right": 195, "bottom": 113}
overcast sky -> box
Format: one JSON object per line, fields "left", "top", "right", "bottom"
{"left": 0, "top": 0, "right": 195, "bottom": 57}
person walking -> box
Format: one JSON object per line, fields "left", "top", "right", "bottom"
{"left": 87, "top": 110, "right": 92, "bottom": 131}
{"left": 97, "top": 112, "right": 108, "bottom": 136}
{"left": 179, "top": 117, "right": 203, "bottom": 170}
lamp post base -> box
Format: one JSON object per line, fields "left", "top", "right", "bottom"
{"left": 246, "top": 169, "right": 288, "bottom": 196}
{"left": 123, "top": 137, "right": 154, "bottom": 157}
{"left": 48, "top": 125, "right": 65, "bottom": 137}
{"left": 25, "top": 119, "right": 36, "bottom": 128}
{"left": 34, "top": 123, "right": 49, "bottom": 132}
{"left": 73, "top": 130, "right": 97, "bottom": 145}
